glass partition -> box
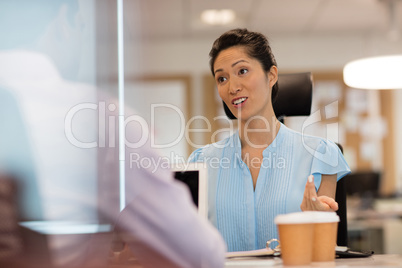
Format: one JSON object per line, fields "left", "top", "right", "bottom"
{"left": 0, "top": 0, "right": 119, "bottom": 223}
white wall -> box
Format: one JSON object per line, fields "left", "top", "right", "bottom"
{"left": 122, "top": 32, "right": 402, "bottom": 192}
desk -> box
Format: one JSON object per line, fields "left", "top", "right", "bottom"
{"left": 225, "top": 254, "right": 402, "bottom": 267}
{"left": 347, "top": 197, "right": 402, "bottom": 254}
{"left": 18, "top": 221, "right": 113, "bottom": 268}
{"left": 106, "top": 254, "right": 402, "bottom": 267}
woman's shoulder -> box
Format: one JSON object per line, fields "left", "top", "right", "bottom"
{"left": 280, "top": 124, "right": 340, "bottom": 151}
{"left": 188, "top": 134, "right": 234, "bottom": 162}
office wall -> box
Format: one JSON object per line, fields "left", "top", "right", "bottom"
{"left": 122, "top": 32, "right": 402, "bottom": 195}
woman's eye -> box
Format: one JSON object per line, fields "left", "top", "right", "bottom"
{"left": 217, "top": 77, "right": 227, "bottom": 83}
{"left": 239, "top": 68, "right": 248, "bottom": 75}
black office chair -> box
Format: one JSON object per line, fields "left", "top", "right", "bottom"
{"left": 334, "top": 144, "right": 348, "bottom": 247}
{"left": 223, "top": 72, "right": 348, "bottom": 247}
{"left": 223, "top": 72, "right": 313, "bottom": 121}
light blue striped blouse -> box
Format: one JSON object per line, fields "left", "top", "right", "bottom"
{"left": 188, "top": 123, "right": 351, "bottom": 252}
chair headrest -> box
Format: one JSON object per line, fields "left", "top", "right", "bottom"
{"left": 223, "top": 72, "right": 313, "bottom": 120}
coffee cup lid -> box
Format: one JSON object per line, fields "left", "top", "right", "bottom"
{"left": 274, "top": 212, "right": 316, "bottom": 224}
{"left": 304, "top": 211, "right": 340, "bottom": 223}
{"left": 274, "top": 211, "right": 339, "bottom": 224}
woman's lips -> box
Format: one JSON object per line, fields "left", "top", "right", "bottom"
{"left": 232, "top": 97, "right": 248, "bottom": 108}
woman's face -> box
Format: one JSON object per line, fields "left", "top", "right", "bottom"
{"left": 213, "top": 46, "right": 278, "bottom": 122}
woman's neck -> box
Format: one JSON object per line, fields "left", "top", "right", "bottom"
{"left": 238, "top": 115, "right": 281, "bottom": 150}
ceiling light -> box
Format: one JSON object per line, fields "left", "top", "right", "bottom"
{"left": 343, "top": 55, "right": 402, "bottom": 90}
{"left": 201, "top": 9, "right": 235, "bottom": 25}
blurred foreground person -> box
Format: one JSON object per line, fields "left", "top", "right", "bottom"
{"left": 0, "top": 1, "right": 226, "bottom": 267}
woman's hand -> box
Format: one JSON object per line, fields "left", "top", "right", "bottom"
{"left": 300, "top": 175, "right": 338, "bottom": 212}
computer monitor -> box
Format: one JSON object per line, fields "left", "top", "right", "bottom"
{"left": 172, "top": 163, "right": 208, "bottom": 219}
{"left": 344, "top": 171, "right": 381, "bottom": 198}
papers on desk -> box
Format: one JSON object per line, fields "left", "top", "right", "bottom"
{"left": 226, "top": 249, "right": 281, "bottom": 267}
{"left": 225, "top": 249, "right": 281, "bottom": 267}
{"left": 225, "top": 259, "right": 281, "bottom": 266}
{"left": 225, "top": 246, "right": 353, "bottom": 258}
{"left": 225, "top": 247, "right": 278, "bottom": 258}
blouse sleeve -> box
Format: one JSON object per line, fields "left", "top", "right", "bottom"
{"left": 310, "top": 139, "right": 351, "bottom": 189}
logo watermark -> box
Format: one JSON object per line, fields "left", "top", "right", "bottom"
{"left": 64, "top": 100, "right": 341, "bottom": 168}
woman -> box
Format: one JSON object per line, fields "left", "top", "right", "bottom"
{"left": 189, "top": 28, "right": 351, "bottom": 252}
